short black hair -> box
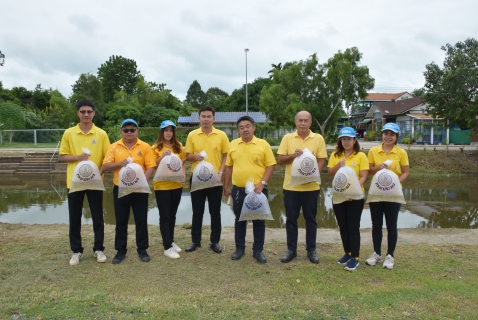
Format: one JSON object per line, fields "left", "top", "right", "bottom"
{"left": 76, "top": 99, "right": 95, "bottom": 111}
{"left": 199, "top": 105, "right": 215, "bottom": 116}
{"left": 236, "top": 115, "right": 255, "bottom": 126}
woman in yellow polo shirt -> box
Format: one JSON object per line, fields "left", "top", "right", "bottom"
{"left": 366, "top": 123, "right": 409, "bottom": 270}
{"left": 327, "top": 127, "right": 369, "bottom": 271}
{"left": 152, "top": 120, "right": 186, "bottom": 259}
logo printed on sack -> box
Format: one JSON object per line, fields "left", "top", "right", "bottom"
{"left": 298, "top": 157, "right": 316, "bottom": 176}
{"left": 91, "top": 138, "right": 97, "bottom": 145}
{"left": 197, "top": 166, "right": 213, "bottom": 182}
{"left": 245, "top": 193, "right": 263, "bottom": 210}
{"left": 333, "top": 173, "right": 351, "bottom": 192}
{"left": 375, "top": 171, "right": 396, "bottom": 191}
{"left": 121, "top": 167, "right": 139, "bottom": 186}
{"left": 76, "top": 163, "right": 96, "bottom": 181}
{"left": 167, "top": 156, "right": 182, "bottom": 172}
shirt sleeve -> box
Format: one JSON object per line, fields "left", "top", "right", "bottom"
{"left": 327, "top": 151, "right": 337, "bottom": 168}
{"left": 59, "top": 131, "right": 70, "bottom": 155}
{"left": 101, "top": 131, "right": 111, "bottom": 158}
{"left": 221, "top": 132, "right": 230, "bottom": 154}
{"left": 144, "top": 145, "right": 157, "bottom": 169}
{"left": 399, "top": 148, "right": 409, "bottom": 167}
{"left": 103, "top": 144, "right": 116, "bottom": 164}
{"left": 358, "top": 152, "right": 370, "bottom": 170}
{"left": 316, "top": 135, "right": 328, "bottom": 159}
{"left": 277, "top": 134, "right": 289, "bottom": 155}
{"left": 263, "top": 141, "right": 277, "bottom": 166}
{"left": 185, "top": 132, "right": 194, "bottom": 154}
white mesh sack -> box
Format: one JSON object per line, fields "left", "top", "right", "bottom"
{"left": 239, "top": 178, "right": 273, "bottom": 221}
{"left": 331, "top": 165, "right": 364, "bottom": 204}
{"left": 118, "top": 157, "right": 152, "bottom": 198}
{"left": 290, "top": 148, "right": 321, "bottom": 187}
{"left": 153, "top": 154, "right": 183, "bottom": 183}
{"left": 366, "top": 160, "right": 406, "bottom": 204}
{"left": 69, "top": 148, "right": 105, "bottom": 193}
{"left": 190, "top": 151, "right": 222, "bottom": 192}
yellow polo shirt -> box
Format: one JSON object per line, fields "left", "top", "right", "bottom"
{"left": 185, "top": 126, "right": 229, "bottom": 172}
{"left": 277, "top": 130, "right": 327, "bottom": 191}
{"left": 367, "top": 144, "right": 409, "bottom": 177}
{"left": 327, "top": 151, "right": 370, "bottom": 193}
{"left": 152, "top": 143, "right": 186, "bottom": 190}
{"left": 103, "top": 138, "right": 156, "bottom": 186}
{"left": 59, "top": 123, "right": 110, "bottom": 188}
{"left": 226, "top": 136, "right": 277, "bottom": 188}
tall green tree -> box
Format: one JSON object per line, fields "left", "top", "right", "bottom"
{"left": 70, "top": 73, "right": 105, "bottom": 125}
{"left": 423, "top": 38, "right": 478, "bottom": 129}
{"left": 205, "top": 87, "right": 229, "bottom": 111}
{"left": 226, "top": 77, "right": 271, "bottom": 112}
{"left": 0, "top": 102, "right": 25, "bottom": 142}
{"left": 185, "top": 80, "right": 207, "bottom": 109}
{"left": 260, "top": 48, "right": 374, "bottom": 135}
{"left": 31, "top": 84, "right": 52, "bottom": 110}
{"left": 97, "top": 55, "right": 141, "bottom": 103}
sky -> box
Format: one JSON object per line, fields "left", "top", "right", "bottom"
{"left": 1, "top": 0, "right": 477, "bottom": 101}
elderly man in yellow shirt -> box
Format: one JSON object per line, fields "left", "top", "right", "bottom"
{"left": 59, "top": 99, "right": 110, "bottom": 266}
{"left": 277, "top": 111, "right": 327, "bottom": 264}
{"left": 224, "top": 115, "right": 276, "bottom": 263}
{"left": 102, "top": 119, "right": 156, "bottom": 264}
{"left": 184, "top": 106, "right": 229, "bottom": 254}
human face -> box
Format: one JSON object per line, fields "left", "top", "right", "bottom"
{"left": 295, "top": 111, "right": 312, "bottom": 133}
{"left": 121, "top": 124, "right": 138, "bottom": 142}
{"left": 77, "top": 106, "right": 95, "bottom": 124}
{"left": 199, "top": 111, "right": 215, "bottom": 129}
{"left": 237, "top": 120, "right": 255, "bottom": 142}
{"left": 340, "top": 136, "right": 356, "bottom": 151}
{"left": 382, "top": 130, "right": 398, "bottom": 146}
{"left": 162, "top": 126, "right": 174, "bottom": 142}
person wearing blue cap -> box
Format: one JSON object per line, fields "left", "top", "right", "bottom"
{"left": 151, "top": 120, "right": 186, "bottom": 259}
{"left": 102, "top": 118, "right": 156, "bottom": 264}
{"left": 327, "top": 127, "right": 369, "bottom": 271}
{"left": 366, "top": 122, "right": 409, "bottom": 269}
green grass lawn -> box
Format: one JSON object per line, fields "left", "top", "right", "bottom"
{"left": 1, "top": 223, "right": 476, "bottom": 319}
{"left": 0, "top": 142, "right": 59, "bottom": 148}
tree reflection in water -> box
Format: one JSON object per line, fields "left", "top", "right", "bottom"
{"left": 419, "top": 205, "right": 478, "bottom": 229}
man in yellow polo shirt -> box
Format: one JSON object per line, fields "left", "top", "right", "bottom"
{"left": 224, "top": 115, "right": 276, "bottom": 263}
{"left": 185, "top": 106, "right": 229, "bottom": 253}
{"left": 59, "top": 99, "right": 110, "bottom": 266}
{"left": 101, "top": 119, "right": 156, "bottom": 264}
{"left": 277, "top": 110, "right": 327, "bottom": 264}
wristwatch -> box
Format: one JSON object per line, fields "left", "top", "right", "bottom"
{"left": 261, "top": 180, "right": 267, "bottom": 186}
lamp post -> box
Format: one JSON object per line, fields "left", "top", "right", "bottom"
{"left": 244, "top": 48, "right": 249, "bottom": 115}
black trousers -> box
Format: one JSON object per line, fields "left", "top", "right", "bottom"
{"left": 154, "top": 188, "right": 183, "bottom": 250}
{"left": 283, "top": 190, "right": 320, "bottom": 252}
{"left": 113, "top": 186, "right": 149, "bottom": 254}
{"left": 333, "top": 199, "right": 364, "bottom": 258}
{"left": 369, "top": 201, "right": 401, "bottom": 257}
{"left": 68, "top": 189, "right": 105, "bottom": 254}
{"left": 189, "top": 177, "right": 223, "bottom": 244}
{"left": 231, "top": 186, "right": 268, "bottom": 252}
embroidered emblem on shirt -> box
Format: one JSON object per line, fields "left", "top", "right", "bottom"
{"left": 91, "top": 138, "right": 97, "bottom": 145}
{"left": 137, "top": 150, "right": 143, "bottom": 157}
{"left": 214, "top": 145, "right": 218, "bottom": 151}
{"left": 254, "top": 156, "right": 259, "bottom": 163}
{"left": 350, "top": 161, "right": 356, "bottom": 167}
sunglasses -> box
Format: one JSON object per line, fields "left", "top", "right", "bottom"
{"left": 122, "top": 128, "right": 137, "bottom": 133}
{"left": 79, "top": 110, "right": 94, "bottom": 114}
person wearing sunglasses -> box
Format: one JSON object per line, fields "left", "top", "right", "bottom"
{"left": 101, "top": 119, "right": 156, "bottom": 264}
{"left": 59, "top": 99, "right": 111, "bottom": 266}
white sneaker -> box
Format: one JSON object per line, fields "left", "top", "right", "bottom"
{"left": 69, "top": 252, "right": 82, "bottom": 266}
{"left": 94, "top": 251, "right": 107, "bottom": 263}
{"left": 382, "top": 254, "right": 395, "bottom": 269}
{"left": 365, "top": 252, "right": 383, "bottom": 266}
{"left": 172, "top": 242, "right": 182, "bottom": 253}
{"left": 164, "top": 247, "right": 180, "bottom": 259}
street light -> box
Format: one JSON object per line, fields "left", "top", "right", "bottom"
{"left": 244, "top": 48, "right": 249, "bottom": 115}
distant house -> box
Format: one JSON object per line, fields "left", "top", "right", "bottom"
{"left": 365, "top": 97, "right": 447, "bottom": 144}
{"left": 178, "top": 112, "right": 269, "bottom": 126}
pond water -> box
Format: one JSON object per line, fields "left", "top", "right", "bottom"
{"left": 0, "top": 174, "right": 477, "bottom": 229}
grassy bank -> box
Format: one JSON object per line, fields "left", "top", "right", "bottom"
{"left": 1, "top": 224, "right": 477, "bottom": 319}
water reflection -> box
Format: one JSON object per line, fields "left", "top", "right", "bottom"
{"left": 0, "top": 174, "right": 477, "bottom": 229}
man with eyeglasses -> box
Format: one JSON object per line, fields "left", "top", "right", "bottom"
{"left": 184, "top": 106, "right": 229, "bottom": 254}
{"left": 59, "top": 99, "right": 110, "bottom": 266}
{"left": 101, "top": 119, "right": 156, "bottom": 264}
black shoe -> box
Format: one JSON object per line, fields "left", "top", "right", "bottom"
{"left": 231, "top": 249, "right": 245, "bottom": 260}
{"left": 185, "top": 242, "right": 201, "bottom": 252}
{"left": 138, "top": 251, "right": 150, "bottom": 262}
{"left": 112, "top": 252, "right": 126, "bottom": 265}
{"left": 281, "top": 250, "right": 297, "bottom": 263}
{"left": 210, "top": 243, "right": 222, "bottom": 254}
{"left": 253, "top": 251, "right": 267, "bottom": 264}
{"left": 307, "top": 250, "right": 320, "bottom": 264}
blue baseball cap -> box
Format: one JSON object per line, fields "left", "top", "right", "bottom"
{"left": 382, "top": 123, "right": 399, "bottom": 133}
{"left": 121, "top": 119, "right": 138, "bottom": 128}
{"left": 338, "top": 127, "right": 356, "bottom": 138}
{"left": 160, "top": 120, "right": 176, "bottom": 129}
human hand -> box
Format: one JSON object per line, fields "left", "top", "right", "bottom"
{"left": 224, "top": 188, "right": 231, "bottom": 198}
{"left": 196, "top": 154, "right": 204, "bottom": 161}
{"left": 253, "top": 183, "right": 264, "bottom": 194}
{"left": 77, "top": 152, "right": 90, "bottom": 161}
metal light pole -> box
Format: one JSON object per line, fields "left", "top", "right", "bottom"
{"left": 244, "top": 48, "right": 249, "bottom": 115}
